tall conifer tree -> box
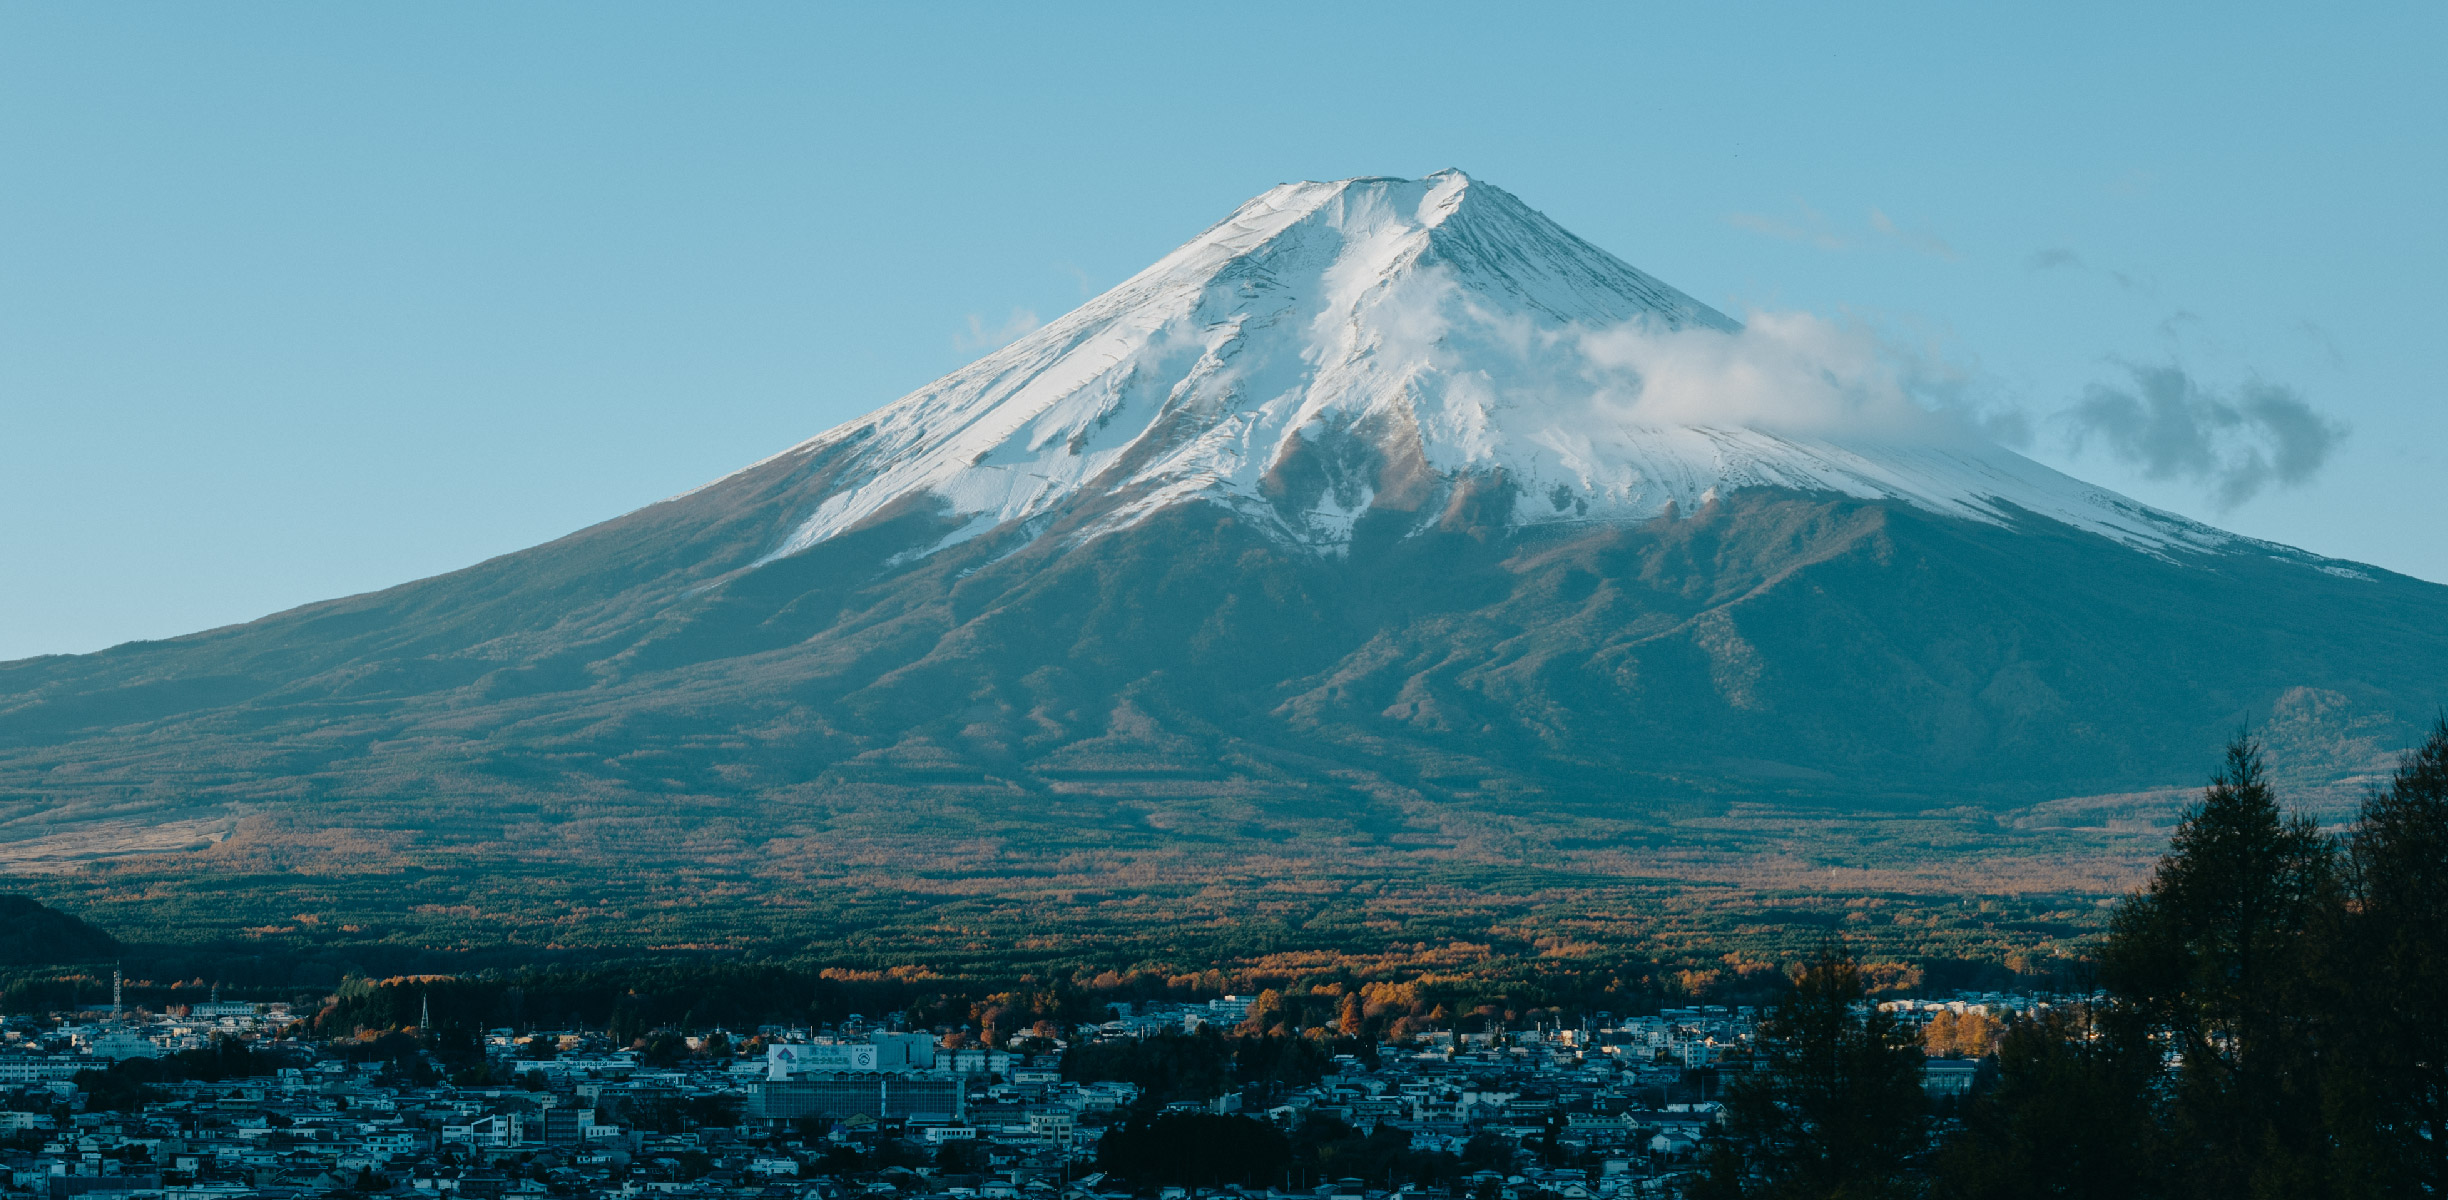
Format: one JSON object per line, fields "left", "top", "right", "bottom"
{"left": 2337, "top": 716, "right": 2448, "bottom": 1195}
{"left": 2100, "top": 735, "right": 2339, "bottom": 1197}
{"left": 1699, "top": 944, "right": 1926, "bottom": 1199}
{"left": 1929, "top": 1002, "right": 2161, "bottom": 1199}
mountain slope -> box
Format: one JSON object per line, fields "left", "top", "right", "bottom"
{"left": 0, "top": 172, "right": 2441, "bottom": 938}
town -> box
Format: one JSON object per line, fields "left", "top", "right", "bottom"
{"left": 0, "top": 980, "right": 2053, "bottom": 1200}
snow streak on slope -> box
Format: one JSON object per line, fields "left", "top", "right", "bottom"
{"left": 750, "top": 170, "right": 2230, "bottom": 564}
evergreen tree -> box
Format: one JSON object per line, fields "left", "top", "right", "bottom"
{"left": 2334, "top": 716, "right": 2448, "bottom": 1196}
{"left": 2099, "top": 735, "right": 2340, "bottom": 1197}
{"left": 607, "top": 997, "right": 645, "bottom": 1048}
{"left": 1929, "top": 1004, "right": 2161, "bottom": 1199}
{"left": 1698, "top": 944, "right": 1927, "bottom": 1199}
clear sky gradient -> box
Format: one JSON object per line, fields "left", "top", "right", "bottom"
{"left": 4, "top": 3, "right": 2441, "bottom": 661}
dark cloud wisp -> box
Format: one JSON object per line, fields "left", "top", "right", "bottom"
{"left": 2058, "top": 364, "right": 2346, "bottom": 509}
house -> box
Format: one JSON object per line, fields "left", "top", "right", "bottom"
{"left": 1922, "top": 1060, "right": 1979, "bottom": 1097}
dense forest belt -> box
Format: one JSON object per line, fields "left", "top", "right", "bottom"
{"left": 0, "top": 944, "right": 1969, "bottom": 1052}
{"left": 3, "top": 852, "right": 2113, "bottom": 993}
{"left": 0, "top": 871, "right": 2089, "bottom": 1026}
{"left": 1, "top": 776, "right": 2162, "bottom": 979}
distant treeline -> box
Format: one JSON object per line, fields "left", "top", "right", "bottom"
{"left": 73, "top": 1037, "right": 295, "bottom": 1112}
{"left": 0, "top": 905, "right": 2070, "bottom": 1033}
{"left": 0, "top": 922, "right": 1719, "bottom": 1034}
{"left": 296, "top": 949, "right": 2076, "bottom": 1050}
{"left": 306, "top": 958, "right": 1692, "bottom": 1045}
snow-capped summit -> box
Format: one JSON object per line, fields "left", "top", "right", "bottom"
{"left": 747, "top": 170, "right": 2223, "bottom": 565}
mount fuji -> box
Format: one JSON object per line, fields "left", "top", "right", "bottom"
{"left": 1, "top": 172, "right": 2442, "bottom": 944}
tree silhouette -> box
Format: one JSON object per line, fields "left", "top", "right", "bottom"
{"left": 1698, "top": 943, "right": 1925, "bottom": 1199}
{"left": 2335, "top": 716, "right": 2448, "bottom": 1196}
{"left": 2100, "top": 734, "right": 2340, "bottom": 1196}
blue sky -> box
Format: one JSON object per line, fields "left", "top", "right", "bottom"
{"left": 4, "top": 3, "right": 2441, "bottom": 660}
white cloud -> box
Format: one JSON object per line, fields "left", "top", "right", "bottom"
{"left": 1725, "top": 202, "right": 1959, "bottom": 259}
{"left": 1725, "top": 204, "right": 1851, "bottom": 251}
{"left": 1869, "top": 208, "right": 1959, "bottom": 259}
{"left": 1361, "top": 269, "right": 2009, "bottom": 449}
{"left": 1368, "top": 267, "right": 2338, "bottom": 514}
{"left": 953, "top": 307, "right": 1041, "bottom": 354}
{"left": 1572, "top": 310, "right": 1973, "bottom": 439}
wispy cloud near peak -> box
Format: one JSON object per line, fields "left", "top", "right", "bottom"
{"left": 954, "top": 307, "right": 1041, "bottom": 354}
{"left": 1726, "top": 201, "right": 1958, "bottom": 260}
